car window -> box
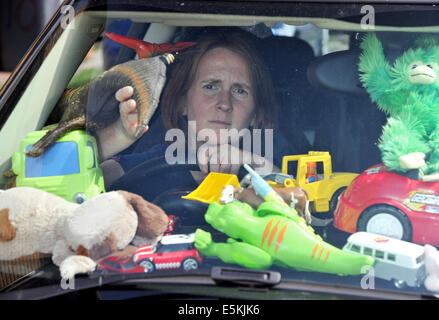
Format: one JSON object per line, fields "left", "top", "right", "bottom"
{"left": 1, "top": 0, "right": 439, "bottom": 300}
{"left": 25, "top": 141, "right": 80, "bottom": 177}
{"left": 158, "top": 243, "right": 190, "bottom": 253}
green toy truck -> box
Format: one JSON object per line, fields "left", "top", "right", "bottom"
{"left": 12, "top": 128, "right": 105, "bottom": 203}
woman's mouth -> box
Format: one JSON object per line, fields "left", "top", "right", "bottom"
{"left": 209, "top": 120, "right": 231, "bottom": 126}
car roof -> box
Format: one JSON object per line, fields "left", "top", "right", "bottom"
{"left": 160, "top": 233, "right": 195, "bottom": 245}
{"left": 347, "top": 232, "right": 425, "bottom": 257}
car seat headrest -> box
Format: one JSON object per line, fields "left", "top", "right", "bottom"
{"left": 307, "top": 50, "right": 367, "bottom": 95}
{"left": 257, "top": 36, "right": 315, "bottom": 90}
{"left": 307, "top": 42, "right": 408, "bottom": 96}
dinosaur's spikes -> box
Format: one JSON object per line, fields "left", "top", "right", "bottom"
{"left": 154, "top": 41, "right": 197, "bottom": 56}
{"left": 105, "top": 32, "right": 196, "bottom": 59}
{"left": 105, "top": 32, "right": 155, "bottom": 59}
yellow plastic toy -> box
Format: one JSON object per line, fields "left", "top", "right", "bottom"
{"left": 184, "top": 152, "right": 357, "bottom": 216}
{"left": 273, "top": 151, "right": 358, "bottom": 215}
{"left": 182, "top": 172, "right": 241, "bottom": 204}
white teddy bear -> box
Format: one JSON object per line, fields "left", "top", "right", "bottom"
{"left": 0, "top": 187, "right": 169, "bottom": 279}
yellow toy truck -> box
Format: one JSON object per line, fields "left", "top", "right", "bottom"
{"left": 261, "top": 151, "right": 358, "bottom": 216}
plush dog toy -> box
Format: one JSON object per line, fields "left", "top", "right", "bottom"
{"left": 0, "top": 187, "right": 169, "bottom": 279}
{"left": 359, "top": 33, "right": 439, "bottom": 181}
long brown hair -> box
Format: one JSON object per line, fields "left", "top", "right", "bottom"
{"left": 160, "top": 30, "right": 277, "bottom": 131}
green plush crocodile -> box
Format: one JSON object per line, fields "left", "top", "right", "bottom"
{"left": 194, "top": 200, "right": 375, "bottom": 275}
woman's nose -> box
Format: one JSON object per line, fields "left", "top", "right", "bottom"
{"left": 215, "top": 90, "right": 233, "bottom": 113}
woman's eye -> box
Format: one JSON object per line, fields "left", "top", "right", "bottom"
{"left": 232, "top": 87, "right": 249, "bottom": 97}
{"left": 203, "top": 83, "right": 217, "bottom": 90}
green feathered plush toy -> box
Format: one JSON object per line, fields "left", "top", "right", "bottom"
{"left": 359, "top": 33, "right": 439, "bottom": 181}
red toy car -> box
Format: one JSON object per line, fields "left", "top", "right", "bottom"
{"left": 132, "top": 233, "right": 202, "bottom": 272}
{"left": 334, "top": 164, "right": 439, "bottom": 246}
{"left": 96, "top": 256, "right": 146, "bottom": 274}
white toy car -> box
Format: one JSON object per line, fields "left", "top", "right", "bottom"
{"left": 343, "top": 232, "right": 426, "bottom": 288}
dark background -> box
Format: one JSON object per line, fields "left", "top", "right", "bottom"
{"left": 0, "top": 0, "right": 62, "bottom": 84}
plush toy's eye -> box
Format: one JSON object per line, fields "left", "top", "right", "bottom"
{"left": 409, "top": 61, "right": 423, "bottom": 71}
{"left": 427, "top": 64, "right": 433, "bottom": 69}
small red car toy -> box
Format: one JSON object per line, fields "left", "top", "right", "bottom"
{"left": 95, "top": 256, "right": 146, "bottom": 274}
{"left": 165, "top": 215, "right": 180, "bottom": 235}
{"left": 132, "top": 233, "right": 202, "bottom": 272}
{"left": 334, "top": 164, "right": 439, "bottom": 246}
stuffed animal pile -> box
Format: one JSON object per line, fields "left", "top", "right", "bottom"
{"left": 0, "top": 187, "right": 169, "bottom": 279}
{"left": 359, "top": 33, "right": 439, "bottom": 181}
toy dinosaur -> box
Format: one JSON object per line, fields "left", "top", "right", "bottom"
{"left": 194, "top": 199, "right": 374, "bottom": 275}
{"left": 25, "top": 34, "right": 195, "bottom": 157}
{"left": 358, "top": 33, "right": 439, "bottom": 181}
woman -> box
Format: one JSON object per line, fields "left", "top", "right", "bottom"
{"left": 98, "top": 30, "right": 281, "bottom": 193}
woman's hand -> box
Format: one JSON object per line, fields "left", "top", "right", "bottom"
{"left": 96, "top": 86, "right": 149, "bottom": 161}
{"left": 115, "top": 86, "right": 149, "bottom": 138}
{"left": 197, "top": 143, "right": 243, "bottom": 177}
{"left": 194, "top": 143, "right": 278, "bottom": 183}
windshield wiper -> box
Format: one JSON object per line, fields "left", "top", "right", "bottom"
{"left": 0, "top": 266, "right": 437, "bottom": 300}
{"left": 0, "top": 266, "right": 280, "bottom": 300}
{"left": 0, "top": 271, "right": 160, "bottom": 300}
{"left": 210, "top": 267, "right": 281, "bottom": 288}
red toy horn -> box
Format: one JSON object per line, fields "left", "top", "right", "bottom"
{"left": 105, "top": 32, "right": 196, "bottom": 59}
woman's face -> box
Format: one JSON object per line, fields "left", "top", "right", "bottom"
{"left": 183, "top": 47, "right": 256, "bottom": 145}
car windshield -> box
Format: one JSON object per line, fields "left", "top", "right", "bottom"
{"left": 1, "top": 0, "right": 439, "bottom": 300}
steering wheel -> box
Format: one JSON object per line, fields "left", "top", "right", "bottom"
{"left": 108, "top": 155, "right": 249, "bottom": 201}
{"left": 108, "top": 156, "right": 200, "bottom": 201}
{"left": 108, "top": 156, "right": 248, "bottom": 228}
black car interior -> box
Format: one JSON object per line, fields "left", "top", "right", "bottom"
{"left": 306, "top": 40, "right": 387, "bottom": 174}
